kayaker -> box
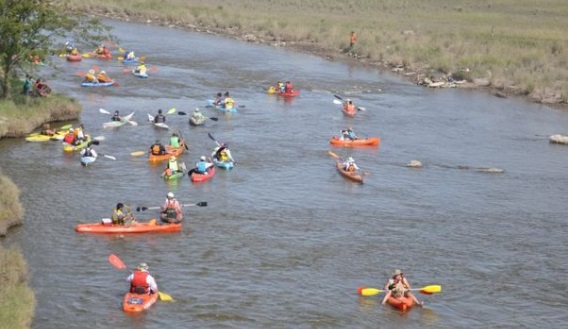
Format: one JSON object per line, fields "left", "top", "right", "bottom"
{"left": 381, "top": 269, "right": 424, "bottom": 307}
{"left": 343, "top": 99, "right": 356, "bottom": 114}
{"left": 278, "top": 81, "right": 285, "bottom": 93}
{"left": 153, "top": 109, "right": 166, "bottom": 123}
{"left": 40, "top": 123, "right": 56, "bottom": 136}
{"left": 111, "top": 203, "right": 136, "bottom": 225}
{"left": 284, "top": 81, "right": 294, "bottom": 93}
{"left": 213, "top": 143, "right": 234, "bottom": 162}
{"left": 170, "top": 132, "right": 181, "bottom": 148}
{"left": 63, "top": 128, "right": 77, "bottom": 145}
{"left": 124, "top": 50, "right": 136, "bottom": 60}
{"left": 111, "top": 110, "right": 122, "bottom": 122}
{"left": 127, "top": 263, "right": 158, "bottom": 295}
{"left": 149, "top": 140, "right": 166, "bottom": 156}
{"left": 160, "top": 192, "right": 183, "bottom": 224}
{"left": 94, "top": 44, "right": 105, "bottom": 55}
{"left": 75, "top": 124, "right": 86, "bottom": 143}
{"left": 80, "top": 143, "right": 98, "bottom": 158}
{"left": 97, "top": 70, "right": 112, "bottom": 83}
{"left": 135, "top": 61, "right": 147, "bottom": 75}
{"left": 223, "top": 92, "right": 235, "bottom": 109}
{"left": 84, "top": 69, "right": 98, "bottom": 84}
{"left": 341, "top": 127, "right": 358, "bottom": 140}
{"left": 191, "top": 108, "right": 206, "bottom": 121}
{"left": 189, "top": 156, "right": 214, "bottom": 175}
{"left": 65, "top": 41, "right": 74, "bottom": 54}
{"left": 213, "top": 92, "right": 223, "bottom": 105}
{"left": 70, "top": 48, "right": 79, "bottom": 56}
{"left": 164, "top": 156, "right": 182, "bottom": 178}
{"left": 342, "top": 157, "right": 360, "bottom": 172}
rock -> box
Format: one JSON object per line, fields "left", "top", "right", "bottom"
{"left": 407, "top": 160, "right": 423, "bottom": 168}
{"left": 473, "top": 78, "right": 490, "bottom": 87}
{"left": 549, "top": 134, "right": 568, "bottom": 145}
{"left": 494, "top": 91, "right": 507, "bottom": 98}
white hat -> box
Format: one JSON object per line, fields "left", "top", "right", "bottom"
{"left": 347, "top": 157, "right": 354, "bottom": 162}
{"left": 69, "top": 128, "right": 74, "bottom": 132}
{"left": 137, "top": 263, "right": 149, "bottom": 271}
{"left": 200, "top": 155, "right": 206, "bottom": 161}
{"left": 88, "top": 69, "right": 95, "bottom": 74}
{"left": 167, "top": 192, "right": 174, "bottom": 198}
{"left": 194, "top": 108, "right": 200, "bottom": 112}
{"left": 101, "top": 70, "right": 106, "bottom": 74}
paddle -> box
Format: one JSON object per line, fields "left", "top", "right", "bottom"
{"left": 178, "top": 130, "right": 189, "bottom": 150}
{"left": 207, "top": 132, "right": 221, "bottom": 147}
{"left": 358, "top": 285, "right": 442, "bottom": 296}
{"left": 100, "top": 108, "right": 138, "bottom": 126}
{"left": 333, "top": 94, "right": 366, "bottom": 111}
{"left": 108, "top": 254, "right": 173, "bottom": 302}
{"left": 131, "top": 151, "right": 146, "bottom": 157}
{"left": 101, "top": 154, "right": 116, "bottom": 160}
{"left": 136, "top": 202, "right": 208, "bottom": 211}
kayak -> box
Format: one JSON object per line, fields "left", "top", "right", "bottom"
{"left": 26, "top": 131, "right": 66, "bottom": 142}
{"left": 66, "top": 54, "right": 82, "bottom": 62}
{"left": 62, "top": 135, "right": 91, "bottom": 152}
{"left": 75, "top": 220, "right": 181, "bottom": 234}
{"left": 132, "top": 69, "right": 148, "bottom": 78}
{"left": 148, "top": 143, "right": 186, "bottom": 163}
{"left": 342, "top": 107, "right": 356, "bottom": 118}
{"left": 103, "top": 111, "right": 135, "bottom": 128}
{"left": 80, "top": 156, "right": 97, "bottom": 166}
{"left": 189, "top": 116, "right": 206, "bottom": 126}
{"left": 81, "top": 80, "right": 116, "bottom": 87}
{"left": 190, "top": 166, "right": 216, "bottom": 183}
{"left": 386, "top": 295, "right": 416, "bottom": 312}
{"left": 122, "top": 292, "right": 159, "bottom": 313}
{"left": 207, "top": 100, "right": 237, "bottom": 113}
{"left": 336, "top": 162, "right": 363, "bottom": 183}
{"left": 329, "top": 136, "right": 381, "bottom": 147}
{"left": 267, "top": 86, "right": 300, "bottom": 97}
{"left": 122, "top": 57, "right": 138, "bottom": 64}
{"left": 148, "top": 113, "right": 169, "bottom": 129}
{"left": 212, "top": 157, "right": 234, "bottom": 170}
{"left": 97, "top": 53, "right": 112, "bottom": 61}
{"left": 162, "top": 170, "right": 184, "bottom": 180}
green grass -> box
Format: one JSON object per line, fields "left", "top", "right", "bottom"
{"left": 66, "top": 0, "right": 568, "bottom": 102}
{"left": 0, "top": 246, "right": 35, "bottom": 329}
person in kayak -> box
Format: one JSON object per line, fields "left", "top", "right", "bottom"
{"left": 191, "top": 108, "right": 206, "bottom": 121}
{"left": 83, "top": 69, "right": 98, "bottom": 84}
{"left": 284, "top": 81, "right": 294, "bottom": 93}
{"left": 97, "top": 70, "right": 112, "bottom": 83}
{"left": 63, "top": 128, "right": 78, "bottom": 145}
{"left": 134, "top": 61, "right": 147, "bottom": 75}
{"left": 340, "top": 127, "right": 359, "bottom": 140}
{"left": 213, "top": 143, "right": 234, "bottom": 162}
{"left": 65, "top": 41, "right": 75, "bottom": 54}
{"left": 40, "top": 123, "right": 56, "bottom": 136}
{"left": 381, "top": 269, "right": 424, "bottom": 307}
{"left": 164, "top": 156, "right": 183, "bottom": 178}
{"left": 153, "top": 109, "right": 166, "bottom": 123}
{"left": 111, "top": 203, "right": 136, "bottom": 225}
{"left": 149, "top": 140, "right": 166, "bottom": 156}
{"left": 170, "top": 132, "right": 181, "bottom": 148}
{"left": 343, "top": 99, "right": 356, "bottom": 114}
{"left": 111, "top": 110, "right": 122, "bottom": 122}
{"left": 123, "top": 50, "right": 136, "bottom": 60}
{"left": 74, "top": 124, "right": 86, "bottom": 144}
{"left": 189, "top": 156, "right": 214, "bottom": 175}
{"left": 278, "top": 81, "right": 285, "bottom": 93}
{"left": 94, "top": 44, "right": 105, "bottom": 55}
{"left": 213, "top": 92, "right": 223, "bottom": 106}
{"left": 80, "top": 142, "right": 98, "bottom": 158}
{"left": 223, "top": 92, "right": 235, "bottom": 109}
{"left": 342, "top": 157, "right": 360, "bottom": 172}
{"left": 128, "top": 263, "right": 158, "bottom": 295}
{"left": 160, "top": 192, "right": 183, "bottom": 224}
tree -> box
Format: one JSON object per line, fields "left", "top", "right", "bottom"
{"left": 0, "top": 0, "right": 114, "bottom": 99}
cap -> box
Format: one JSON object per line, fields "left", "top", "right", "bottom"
{"left": 137, "top": 263, "right": 149, "bottom": 271}
{"left": 167, "top": 192, "right": 174, "bottom": 198}
{"left": 170, "top": 156, "right": 176, "bottom": 161}
{"left": 114, "top": 110, "right": 119, "bottom": 114}
{"left": 69, "top": 128, "right": 74, "bottom": 132}
{"left": 101, "top": 71, "right": 106, "bottom": 74}
{"left": 200, "top": 155, "right": 206, "bottom": 161}
{"left": 347, "top": 157, "right": 354, "bottom": 162}
{"left": 392, "top": 269, "right": 403, "bottom": 277}
{"left": 88, "top": 69, "right": 95, "bottom": 74}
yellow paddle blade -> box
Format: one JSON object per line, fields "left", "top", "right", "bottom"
{"left": 328, "top": 150, "right": 341, "bottom": 158}
{"left": 118, "top": 56, "right": 124, "bottom": 61}
{"left": 82, "top": 53, "right": 91, "bottom": 58}
{"left": 158, "top": 292, "right": 174, "bottom": 302}
{"left": 418, "top": 285, "right": 442, "bottom": 294}
{"left": 167, "top": 108, "right": 176, "bottom": 114}
{"left": 119, "top": 47, "right": 125, "bottom": 53}
{"left": 357, "top": 287, "right": 383, "bottom": 296}
{"left": 131, "top": 151, "right": 146, "bottom": 157}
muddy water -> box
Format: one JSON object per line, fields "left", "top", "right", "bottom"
{"left": 1, "top": 19, "right": 567, "bottom": 329}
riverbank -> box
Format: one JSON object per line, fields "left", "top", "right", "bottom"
{"left": 67, "top": 0, "right": 567, "bottom": 108}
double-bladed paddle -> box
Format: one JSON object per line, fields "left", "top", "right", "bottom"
{"left": 108, "top": 254, "right": 173, "bottom": 302}
{"left": 177, "top": 111, "right": 219, "bottom": 121}
{"left": 333, "top": 94, "right": 366, "bottom": 111}
{"left": 357, "top": 285, "right": 442, "bottom": 296}
{"left": 136, "top": 202, "right": 208, "bottom": 212}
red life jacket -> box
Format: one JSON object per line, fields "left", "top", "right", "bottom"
{"left": 63, "top": 133, "right": 75, "bottom": 144}
{"left": 130, "top": 270, "right": 149, "bottom": 293}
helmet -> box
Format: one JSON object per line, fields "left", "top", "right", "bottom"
{"left": 200, "top": 155, "right": 206, "bottom": 161}
{"left": 167, "top": 192, "right": 174, "bottom": 198}
{"left": 65, "top": 41, "right": 70, "bottom": 46}
{"left": 194, "top": 108, "right": 200, "bottom": 112}
{"left": 69, "top": 128, "right": 74, "bottom": 132}
{"left": 101, "top": 70, "right": 106, "bottom": 74}
{"left": 347, "top": 157, "right": 354, "bottom": 162}
{"left": 88, "top": 69, "right": 95, "bottom": 74}
{"left": 137, "top": 263, "right": 149, "bottom": 271}
{"left": 170, "top": 156, "right": 176, "bottom": 161}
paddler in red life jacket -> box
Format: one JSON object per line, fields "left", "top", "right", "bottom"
{"left": 284, "top": 81, "right": 294, "bottom": 93}
{"left": 127, "top": 263, "right": 158, "bottom": 295}
{"left": 63, "top": 128, "right": 77, "bottom": 145}
{"left": 381, "top": 269, "right": 423, "bottom": 307}
{"left": 343, "top": 99, "right": 356, "bottom": 115}
{"left": 160, "top": 192, "right": 183, "bottom": 224}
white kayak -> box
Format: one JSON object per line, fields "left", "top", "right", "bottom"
{"left": 103, "top": 111, "right": 136, "bottom": 128}
{"left": 80, "top": 156, "right": 97, "bottom": 166}
{"left": 148, "top": 113, "right": 169, "bottom": 129}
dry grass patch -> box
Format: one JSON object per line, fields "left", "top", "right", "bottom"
{"left": 0, "top": 246, "right": 35, "bottom": 329}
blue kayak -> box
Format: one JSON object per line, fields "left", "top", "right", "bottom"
{"left": 212, "top": 157, "right": 234, "bottom": 170}
{"left": 207, "top": 100, "right": 237, "bottom": 113}
{"left": 132, "top": 70, "right": 148, "bottom": 79}
{"left": 81, "top": 81, "right": 116, "bottom": 87}
{"left": 122, "top": 57, "right": 139, "bottom": 64}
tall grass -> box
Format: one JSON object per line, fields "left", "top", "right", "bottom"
{"left": 0, "top": 246, "right": 35, "bottom": 329}
{"left": 66, "top": 0, "right": 568, "bottom": 101}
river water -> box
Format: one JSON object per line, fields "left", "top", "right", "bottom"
{"left": 1, "top": 20, "right": 567, "bottom": 329}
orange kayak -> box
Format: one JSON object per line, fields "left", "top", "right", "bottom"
{"left": 386, "top": 295, "right": 415, "bottom": 312}
{"left": 148, "top": 142, "right": 186, "bottom": 163}
{"left": 75, "top": 220, "right": 181, "bottom": 234}
{"left": 336, "top": 162, "right": 363, "bottom": 183}
{"left": 122, "top": 292, "right": 159, "bottom": 313}
{"left": 329, "top": 136, "right": 380, "bottom": 147}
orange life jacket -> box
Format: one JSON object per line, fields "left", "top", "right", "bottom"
{"left": 63, "top": 133, "right": 75, "bottom": 144}
{"left": 130, "top": 271, "right": 149, "bottom": 293}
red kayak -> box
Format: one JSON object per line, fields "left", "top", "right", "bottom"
{"left": 386, "top": 295, "right": 416, "bottom": 312}
{"left": 190, "top": 166, "right": 216, "bottom": 183}
{"left": 329, "top": 136, "right": 380, "bottom": 147}
{"left": 66, "top": 54, "right": 82, "bottom": 62}
{"left": 122, "top": 292, "right": 159, "bottom": 313}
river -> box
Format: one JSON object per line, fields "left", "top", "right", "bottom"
{"left": 1, "top": 19, "right": 567, "bottom": 329}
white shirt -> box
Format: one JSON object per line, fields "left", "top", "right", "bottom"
{"left": 127, "top": 272, "right": 158, "bottom": 292}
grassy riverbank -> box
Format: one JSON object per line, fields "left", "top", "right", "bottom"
{"left": 67, "top": 0, "right": 568, "bottom": 106}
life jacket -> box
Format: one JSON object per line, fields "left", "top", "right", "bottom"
{"left": 74, "top": 128, "right": 82, "bottom": 137}
{"left": 136, "top": 65, "right": 146, "bottom": 73}
{"left": 130, "top": 270, "right": 150, "bottom": 294}
{"left": 168, "top": 159, "right": 179, "bottom": 172}
{"left": 197, "top": 161, "right": 208, "bottom": 173}
{"left": 83, "top": 148, "right": 93, "bottom": 157}
{"left": 63, "top": 133, "right": 75, "bottom": 144}
{"left": 219, "top": 150, "right": 229, "bottom": 162}
{"left": 71, "top": 49, "right": 78, "bottom": 55}
{"left": 102, "top": 48, "right": 110, "bottom": 56}
{"left": 388, "top": 276, "right": 409, "bottom": 291}
{"left": 111, "top": 115, "right": 121, "bottom": 121}
{"left": 170, "top": 136, "right": 180, "bottom": 148}
{"left": 152, "top": 144, "right": 163, "bottom": 155}
{"left": 347, "top": 164, "right": 356, "bottom": 172}
{"left": 112, "top": 209, "right": 125, "bottom": 225}
{"left": 154, "top": 114, "right": 165, "bottom": 123}
{"left": 224, "top": 97, "right": 235, "bottom": 109}
{"left": 165, "top": 200, "right": 179, "bottom": 219}
{"left": 127, "top": 51, "right": 135, "bottom": 59}
{"left": 85, "top": 73, "right": 96, "bottom": 82}
{"left": 97, "top": 73, "right": 110, "bottom": 82}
